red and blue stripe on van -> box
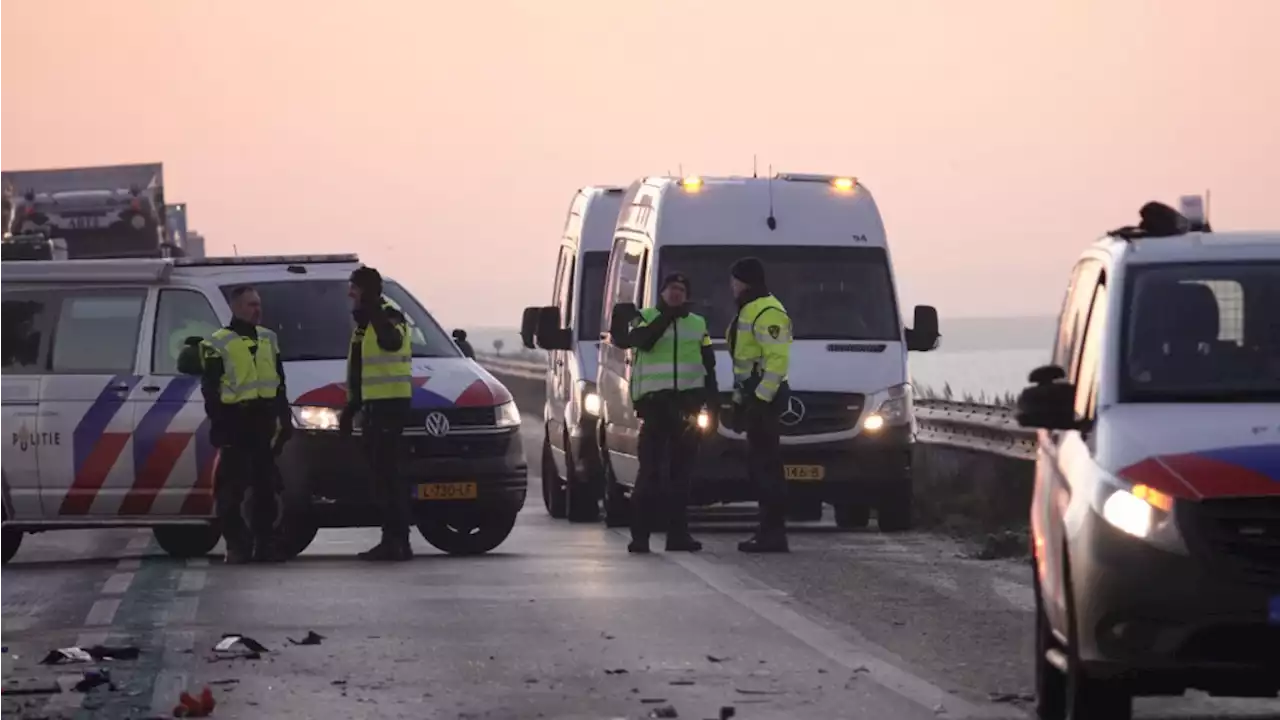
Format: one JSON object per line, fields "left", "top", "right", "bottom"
{"left": 1118, "top": 443, "right": 1280, "bottom": 500}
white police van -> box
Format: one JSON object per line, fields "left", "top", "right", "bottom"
{"left": 1, "top": 253, "right": 527, "bottom": 563}
{"left": 532, "top": 174, "right": 940, "bottom": 530}
{"left": 1016, "top": 198, "right": 1280, "bottom": 715}
{"left": 521, "top": 186, "right": 625, "bottom": 522}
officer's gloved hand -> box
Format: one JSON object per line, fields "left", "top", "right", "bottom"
{"left": 338, "top": 403, "right": 358, "bottom": 437}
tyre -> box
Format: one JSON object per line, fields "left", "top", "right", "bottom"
{"left": 600, "top": 438, "right": 630, "bottom": 528}
{"left": 834, "top": 502, "right": 870, "bottom": 529}
{"left": 1061, "top": 559, "right": 1133, "bottom": 719}
{"left": 276, "top": 484, "right": 318, "bottom": 559}
{"left": 1033, "top": 565, "right": 1067, "bottom": 720}
{"left": 877, "top": 475, "right": 913, "bottom": 532}
{"left": 564, "top": 434, "right": 600, "bottom": 523}
{"left": 787, "top": 499, "right": 824, "bottom": 523}
{"left": 417, "top": 504, "right": 520, "bottom": 556}
{"left": 541, "top": 432, "right": 567, "bottom": 519}
{"left": 153, "top": 525, "right": 221, "bottom": 559}
{"left": 2, "top": 528, "right": 23, "bottom": 564}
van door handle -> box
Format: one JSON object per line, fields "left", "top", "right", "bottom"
{"left": 108, "top": 382, "right": 133, "bottom": 393}
{"left": 141, "top": 385, "right": 162, "bottom": 393}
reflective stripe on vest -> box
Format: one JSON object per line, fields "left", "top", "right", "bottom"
{"left": 349, "top": 303, "right": 412, "bottom": 401}
{"left": 207, "top": 327, "right": 282, "bottom": 404}
{"left": 629, "top": 308, "right": 707, "bottom": 402}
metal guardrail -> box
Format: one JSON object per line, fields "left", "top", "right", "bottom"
{"left": 475, "top": 355, "right": 1037, "bottom": 461}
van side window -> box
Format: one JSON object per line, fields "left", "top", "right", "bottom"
{"left": 2, "top": 291, "right": 52, "bottom": 373}
{"left": 152, "top": 289, "right": 221, "bottom": 374}
{"left": 1052, "top": 260, "right": 1101, "bottom": 375}
{"left": 50, "top": 290, "right": 147, "bottom": 374}
{"left": 554, "top": 247, "right": 576, "bottom": 327}
{"left": 1073, "top": 276, "right": 1109, "bottom": 421}
{"left": 614, "top": 241, "right": 644, "bottom": 306}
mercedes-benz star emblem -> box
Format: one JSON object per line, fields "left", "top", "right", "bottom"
{"left": 424, "top": 411, "right": 451, "bottom": 438}
{"left": 778, "top": 396, "right": 806, "bottom": 427}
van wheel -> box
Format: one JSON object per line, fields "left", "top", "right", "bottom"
{"left": 277, "top": 487, "right": 318, "bottom": 559}
{"left": 1034, "top": 563, "right": 1067, "bottom": 720}
{"left": 834, "top": 502, "right": 870, "bottom": 529}
{"left": 1062, "top": 558, "right": 1132, "bottom": 719}
{"left": 541, "top": 433, "right": 567, "bottom": 519}
{"left": 153, "top": 525, "right": 221, "bottom": 559}
{"left": 600, "top": 438, "right": 630, "bottom": 528}
{"left": 877, "top": 475, "right": 914, "bottom": 532}
{"left": 2, "top": 529, "right": 23, "bottom": 564}
{"left": 564, "top": 434, "right": 600, "bottom": 523}
{"left": 417, "top": 504, "right": 519, "bottom": 555}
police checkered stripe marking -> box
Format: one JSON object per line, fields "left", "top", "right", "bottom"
{"left": 59, "top": 376, "right": 217, "bottom": 517}
{"left": 61, "top": 375, "right": 141, "bottom": 515}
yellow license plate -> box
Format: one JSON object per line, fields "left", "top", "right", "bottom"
{"left": 416, "top": 482, "right": 478, "bottom": 500}
{"left": 784, "top": 465, "right": 825, "bottom": 481}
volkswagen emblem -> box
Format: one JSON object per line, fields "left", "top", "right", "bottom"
{"left": 424, "top": 411, "right": 451, "bottom": 437}
{"left": 778, "top": 396, "right": 806, "bottom": 427}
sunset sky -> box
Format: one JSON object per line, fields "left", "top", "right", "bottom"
{"left": 4, "top": 1, "right": 1277, "bottom": 329}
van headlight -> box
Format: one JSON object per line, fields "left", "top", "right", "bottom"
{"left": 495, "top": 400, "right": 521, "bottom": 428}
{"left": 1096, "top": 477, "right": 1187, "bottom": 554}
{"left": 696, "top": 409, "right": 711, "bottom": 431}
{"left": 864, "top": 383, "right": 913, "bottom": 431}
{"left": 293, "top": 405, "right": 340, "bottom": 431}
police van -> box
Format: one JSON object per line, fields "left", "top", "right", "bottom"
{"left": 1016, "top": 199, "right": 1280, "bottom": 715}
{"left": 534, "top": 174, "right": 940, "bottom": 530}
{"left": 1, "top": 253, "right": 527, "bottom": 563}
{"left": 520, "top": 186, "right": 624, "bottom": 522}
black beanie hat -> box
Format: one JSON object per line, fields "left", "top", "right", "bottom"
{"left": 349, "top": 266, "right": 383, "bottom": 296}
{"left": 661, "top": 272, "right": 691, "bottom": 294}
{"left": 730, "top": 257, "right": 766, "bottom": 287}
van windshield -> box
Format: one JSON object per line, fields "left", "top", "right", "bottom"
{"left": 220, "top": 279, "right": 460, "bottom": 362}
{"left": 657, "top": 245, "right": 901, "bottom": 340}
{"left": 1121, "top": 262, "right": 1280, "bottom": 402}
{"left": 577, "top": 251, "right": 609, "bottom": 340}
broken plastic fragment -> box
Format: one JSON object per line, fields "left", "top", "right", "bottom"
{"left": 287, "top": 631, "right": 324, "bottom": 646}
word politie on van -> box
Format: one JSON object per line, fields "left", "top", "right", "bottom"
{"left": 12, "top": 426, "right": 62, "bottom": 452}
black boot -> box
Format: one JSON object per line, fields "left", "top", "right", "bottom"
{"left": 253, "top": 536, "right": 283, "bottom": 563}
{"left": 385, "top": 534, "right": 413, "bottom": 562}
{"left": 738, "top": 529, "right": 789, "bottom": 553}
{"left": 358, "top": 534, "right": 392, "bottom": 561}
{"left": 665, "top": 532, "right": 702, "bottom": 552}
{"left": 224, "top": 543, "right": 252, "bottom": 565}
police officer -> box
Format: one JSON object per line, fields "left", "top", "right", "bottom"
{"left": 614, "top": 272, "right": 717, "bottom": 554}
{"left": 180, "top": 285, "right": 292, "bottom": 564}
{"left": 340, "top": 266, "right": 415, "bottom": 562}
{"left": 726, "top": 257, "right": 792, "bottom": 553}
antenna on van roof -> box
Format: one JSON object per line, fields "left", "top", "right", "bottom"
{"left": 766, "top": 164, "right": 777, "bottom": 231}
{"left": 753, "top": 154, "right": 758, "bottom": 179}
{"left": 1204, "top": 188, "right": 1213, "bottom": 231}
{"left": 678, "top": 163, "right": 684, "bottom": 177}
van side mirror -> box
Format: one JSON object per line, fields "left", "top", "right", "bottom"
{"left": 534, "top": 306, "right": 572, "bottom": 351}
{"left": 519, "top": 307, "right": 540, "bottom": 349}
{"left": 609, "top": 302, "right": 639, "bottom": 341}
{"left": 905, "top": 304, "right": 940, "bottom": 352}
{"left": 1015, "top": 365, "right": 1079, "bottom": 430}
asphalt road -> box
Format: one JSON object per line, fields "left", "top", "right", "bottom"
{"left": 2, "top": 418, "right": 1277, "bottom": 720}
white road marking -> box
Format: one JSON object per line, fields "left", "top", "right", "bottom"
{"left": 151, "top": 630, "right": 196, "bottom": 714}
{"left": 990, "top": 577, "right": 1035, "bottom": 613}
{"left": 164, "top": 596, "right": 199, "bottom": 625}
{"left": 186, "top": 557, "right": 210, "bottom": 568}
{"left": 85, "top": 598, "right": 121, "bottom": 626}
{"left": 665, "top": 552, "right": 1022, "bottom": 719}
{"left": 101, "top": 572, "right": 136, "bottom": 595}
{"left": 126, "top": 533, "right": 152, "bottom": 552}
{"left": 178, "top": 570, "right": 207, "bottom": 593}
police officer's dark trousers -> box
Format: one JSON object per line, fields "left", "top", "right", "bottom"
{"left": 362, "top": 399, "right": 411, "bottom": 557}
{"left": 215, "top": 410, "right": 279, "bottom": 561}
{"left": 746, "top": 397, "right": 787, "bottom": 537}
{"left": 631, "top": 392, "right": 700, "bottom": 552}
